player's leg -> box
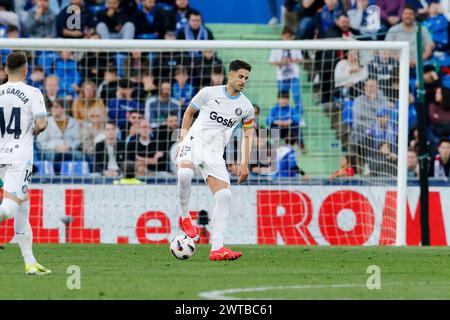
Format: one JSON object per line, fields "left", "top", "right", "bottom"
{"left": 1, "top": 164, "right": 51, "bottom": 275}
{"left": 204, "top": 172, "right": 242, "bottom": 261}
{"left": 176, "top": 138, "right": 198, "bottom": 238}
{"left": 0, "top": 165, "right": 19, "bottom": 221}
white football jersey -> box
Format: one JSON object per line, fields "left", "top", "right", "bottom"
{"left": 0, "top": 81, "right": 47, "bottom": 165}
{"left": 188, "top": 85, "right": 254, "bottom": 152}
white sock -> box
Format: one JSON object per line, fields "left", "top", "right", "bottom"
{"left": 14, "top": 200, "right": 36, "bottom": 265}
{"left": 211, "top": 188, "right": 232, "bottom": 251}
{"left": 177, "top": 168, "right": 194, "bottom": 219}
{"left": 0, "top": 198, "right": 19, "bottom": 220}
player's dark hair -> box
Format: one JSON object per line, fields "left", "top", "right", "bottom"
{"left": 6, "top": 51, "right": 27, "bottom": 73}
{"left": 168, "top": 111, "right": 179, "bottom": 118}
{"left": 438, "top": 137, "right": 450, "bottom": 147}
{"left": 229, "top": 60, "right": 252, "bottom": 73}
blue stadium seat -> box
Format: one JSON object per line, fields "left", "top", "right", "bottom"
{"left": 34, "top": 161, "right": 55, "bottom": 176}
{"left": 60, "top": 161, "right": 91, "bottom": 177}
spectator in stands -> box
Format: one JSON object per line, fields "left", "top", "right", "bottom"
{"left": 44, "top": 74, "right": 62, "bottom": 103}
{"left": 145, "top": 81, "right": 180, "bottom": 128}
{"left": 78, "top": 33, "right": 113, "bottom": 84}
{"left": 167, "top": 0, "right": 196, "bottom": 32}
{"left": 132, "top": 0, "right": 166, "bottom": 39}
{"left": 347, "top": 0, "right": 376, "bottom": 39}
{"left": 172, "top": 66, "right": 195, "bottom": 111}
{"left": 283, "top": 0, "right": 301, "bottom": 32}
{"left": 194, "top": 50, "right": 223, "bottom": 89}
{"left": 113, "top": 161, "right": 145, "bottom": 184}
{"left": 377, "top": 0, "right": 405, "bottom": 32}
{"left": 108, "top": 78, "right": 143, "bottom": 130}
{"left": 142, "top": 70, "right": 158, "bottom": 97}
{"left": 0, "top": 1, "right": 21, "bottom": 32}
{"left": 80, "top": 106, "right": 106, "bottom": 154}
{"left": 295, "top": 0, "right": 322, "bottom": 39}
{"left": 368, "top": 50, "right": 398, "bottom": 98}
{"left": 127, "top": 119, "right": 165, "bottom": 175}
{"left": 428, "top": 87, "right": 450, "bottom": 150}
{"left": 48, "top": 0, "right": 70, "bottom": 16}
{"left": 407, "top": 148, "right": 419, "bottom": 177}
{"left": 266, "top": 91, "right": 300, "bottom": 146}
{"left": 334, "top": 50, "right": 368, "bottom": 98}
{"left": 369, "top": 140, "right": 398, "bottom": 176}
{"left": 123, "top": 51, "right": 150, "bottom": 81}
{"left": 409, "top": 126, "right": 420, "bottom": 154}
{"left": 424, "top": 2, "right": 450, "bottom": 68}
{"left": 385, "top": 5, "right": 434, "bottom": 69}
{"left": 28, "top": 66, "right": 45, "bottom": 92}
{"left": 154, "top": 112, "right": 179, "bottom": 171}
{"left": 0, "top": 25, "right": 19, "bottom": 64}
{"left": 36, "top": 99, "right": 83, "bottom": 171}
{"left": 330, "top": 154, "right": 355, "bottom": 179}
{"left": 429, "top": 137, "right": 450, "bottom": 178}
{"left": 315, "top": 0, "right": 343, "bottom": 38}
{"left": 152, "top": 30, "right": 192, "bottom": 84}
{"left": 314, "top": 13, "right": 358, "bottom": 103}
{"left": 98, "top": 63, "right": 120, "bottom": 105}
{"left": 368, "top": 108, "right": 397, "bottom": 151}
{"left": 176, "top": 10, "right": 214, "bottom": 58}
{"left": 269, "top": 26, "right": 304, "bottom": 124}
{"left": 23, "top": 0, "right": 56, "bottom": 38}
{"left": 122, "top": 109, "right": 144, "bottom": 143}
{"left": 252, "top": 104, "right": 264, "bottom": 130}
{"left": 54, "top": 51, "right": 81, "bottom": 98}
{"left": 56, "top": 0, "right": 96, "bottom": 38}
{"left": 210, "top": 65, "right": 226, "bottom": 86}
{"left": 72, "top": 80, "right": 106, "bottom": 122}
{"left": 96, "top": 0, "right": 135, "bottom": 39}
{"left": 94, "top": 121, "right": 126, "bottom": 177}
{"left": 249, "top": 129, "right": 277, "bottom": 174}
{"left": 423, "top": 64, "right": 439, "bottom": 105}
{"left": 351, "top": 78, "right": 389, "bottom": 169}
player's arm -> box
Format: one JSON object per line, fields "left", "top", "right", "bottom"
{"left": 33, "top": 116, "right": 48, "bottom": 136}
{"left": 237, "top": 123, "right": 253, "bottom": 184}
{"left": 178, "top": 103, "right": 198, "bottom": 142}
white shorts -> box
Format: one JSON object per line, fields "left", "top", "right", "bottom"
{"left": 0, "top": 163, "right": 32, "bottom": 200}
{"left": 176, "top": 136, "right": 230, "bottom": 185}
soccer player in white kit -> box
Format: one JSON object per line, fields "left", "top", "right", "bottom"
{"left": 0, "top": 51, "right": 50, "bottom": 275}
{"left": 177, "top": 60, "right": 254, "bottom": 261}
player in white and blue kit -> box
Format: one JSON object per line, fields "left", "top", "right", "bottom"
{"left": 0, "top": 51, "right": 50, "bottom": 275}
{"left": 176, "top": 60, "right": 254, "bottom": 261}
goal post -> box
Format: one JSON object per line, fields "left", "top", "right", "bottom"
{"left": 0, "top": 39, "right": 409, "bottom": 246}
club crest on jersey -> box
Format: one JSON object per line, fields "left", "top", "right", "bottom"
{"left": 209, "top": 111, "right": 236, "bottom": 127}
{"left": 235, "top": 108, "right": 242, "bottom": 116}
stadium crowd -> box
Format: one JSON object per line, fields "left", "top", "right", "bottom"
{"left": 0, "top": 0, "right": 448, "bottom": 180}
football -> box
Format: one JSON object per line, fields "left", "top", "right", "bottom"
{"left": 170, "top": 234, "right": 196, "bottom": 260}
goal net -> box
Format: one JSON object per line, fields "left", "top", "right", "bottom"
{"left": 0, "top": 39, "right": 409, "bottom": 246}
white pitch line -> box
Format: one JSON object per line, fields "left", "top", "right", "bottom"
{"left": 199, "top": 284, "right": 365, "bottom": 300}
{"left": 198, "top": 282, "right": 450, "bottom": 300}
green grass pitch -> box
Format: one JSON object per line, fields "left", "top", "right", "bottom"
{"left": 1, "top": 244, "right": 450, "bottom": 299}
